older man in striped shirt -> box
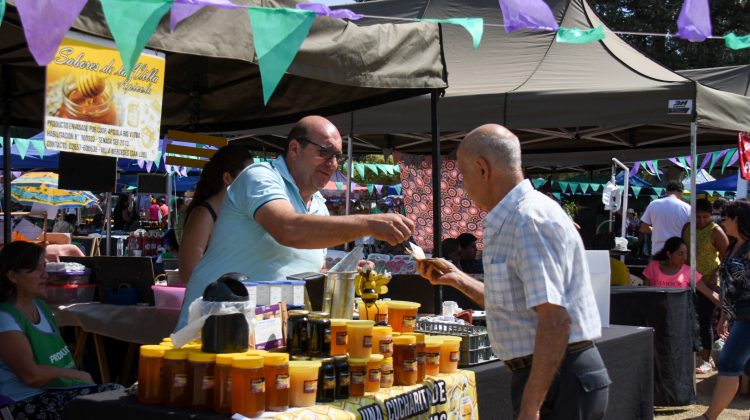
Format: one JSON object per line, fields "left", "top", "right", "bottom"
{"left": 417, "top": 124, "right": 610, "bottom": 420}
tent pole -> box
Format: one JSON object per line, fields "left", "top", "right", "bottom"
{"left": 104, "top": 192, "right": 112, "bottom": 256}
{"left": 2, "top": 66, "right": 11, "bottom": 244}
{"left": 690, "top": 122, "right": 697, "bottom": 292}
{"left": 431, "top": 90, "right": 442, "bottom": 313}
{"left": 345, "top": 113, "right": 353, "bottom": 217}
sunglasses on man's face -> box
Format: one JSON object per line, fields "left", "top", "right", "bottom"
{"left": 296, "top": 137, "right": 347, "bottom": 163}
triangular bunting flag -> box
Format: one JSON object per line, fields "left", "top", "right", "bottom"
{"left": 367, "top": 163, "right": 379, "bottom": 176}
{"left": 556, "top": 26, "right": 605, "bottom": 44}
{"left": 422, "top": 18, "right": 484, "bottom": 49}
{"left": 155, "top": 150, "right": 163, "bottom": 168}
{"left": 180, "top": 166, "right": 188, "bottom": 177}
{"left": 393, "top": 185, "right": 402, "bottom": 195}
{"left": 531, "top": 178, "right": 546, "bottom": 189}
{"left": 629, "top": 161, "right": 641, "bottom": 177}
{"left": 12, "top": 138, "right": 30, "bottom": 160}
{"left": 0, "top": 0, "right": 5, "bottom": 28}
{"left": 498, "top": 0, "right": 558, "bottom": 32}
{"left": 552, "top": 192, "right": 561, "bottom": 201}
{"left": 650, "top": 195, "right": 659, "bottom": 201}
{"left": 30, "top": 140, "right": 45, "bottom": 158}
{"left": 590, "top": 183, "right": 601, "bottom": 192}
{"left": 669, "top": 157, "right": 685, "bottom": 169}
{"left": 631, "top": 186, "right": 642, "bottom": 199}
{"left": 726, "top": 149, "right": 740, "bottom": 169}
{"left": 580, "top": 182, "right": 590, "bottom": 194}
{"left": 725, "top": 32, "right": 750, "bottom": 50}
{"left": 569, "top": 182, "right": 579, "bottom": 194}
{"left": 716, "top": 191, "right": 725, "bottom": 197}
{"left": 165, "top": 164, "right": 173, "bottom": 174}
{"left": 652, "top": 187, "right": 664, "bottom": 196}
{"left": 100, "top": 0, "right": 173, "bottom": 77}
{"left": 705, "top": 190, "right": 715, "bottom": 197}
{"left": 651, "top": 160, "right": 661, "bottom": 180}
{"left": 376, "top": 164, "right": 389, "bottom": 175}
{"left": 335, "top": 181, "right": 343, "bottom": 191}
{"left": 367, "top": 184, "right": 374, "bottom": 194}
{"left": 146, "top": 160, "right": 154, "bottom": 173}
{"left": 722, "top": 149, "right": 738, "bottom": 173}
{"left": 699, "top": 152, "right": 712, "bottom": 170}
{"left": 170, "top": 2, "right": 203, "bottom": 32}
{"left": 15, "top": 0, "right": 89, "bottom": 66}
{"left": 393, "top": 165, "right": 401, "bottom": 173}
{"left": 248, "top": 7, "right": 315, "bottom": 104}
{"left": 355, "top": 163, "right": 366, "bottom": 180}
{"left": 137, "top": 159, "right": 145, "bottom": 169}
{"left": 375, "top": 184, "right": 383, "bottom": 194}
{"left": 709, "top": 149, "right": 729, "bottom": 173}
{"left": 558, "top": 181, "right": 569, "bottom": 193}
{"left": 677, "top": 156, "right": 690, "bottom": 172}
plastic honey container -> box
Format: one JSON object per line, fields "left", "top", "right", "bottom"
{"left": 213, "top": 353, "right": 243, "bottom": 415}
{"left": 380, "top": 356, "right": 394, "bottom": 388}
{"left": 372, "top": 326, "right": 393, "bottom": 357}
{"left": 438, "top": 336, "right": 463, "bottom": 373}
{"left": 137, "top": 345, "right": 166, "bottom": 404}
{"left": 366, "top": 354, "right": 384, "bottom": 393}
{"left": 187, "top": 351, "right": 216, "bottom": 410}
{"left": 330, "top": 319, "right": 348, "bottom": 356}
{"left": 424, "top": 337, "right": 443, "bottom": 376}
{"left": 231, "top": 355, "right": 265, "bottom": 418}
{"left": 162, "top": 349, "right": 189, "bottom": 407}
{"left": 289, "top": 360, "right": 321, "bottom": 407}
{"left": 393, "top": 335, "right": 418, "bottom": 385}
{"left": 406, "top": 332, "right": 426, "bottom": 382}
{"left": 387, "top": 301, "right": 420, "bottom": 332}
{"left": 348, "top": 357, "right": 368, "bottom": 397}
{"left": 347, "top": 320, "right": 374, "bottom": 358}
{"left": 358, "top": 299, "right": 388, "bottom": 323}
{"left": 262, "top": 353, "right": 290, "bottom": 411}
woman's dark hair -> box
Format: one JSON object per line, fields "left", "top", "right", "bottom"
{"left": 653, "top": 236, "right": 686, "bottom": 261}
{"left": 722, "top": 200, "right": 750, "bottom": 240}
{"left": 185, "top": 144, "right": 253, "bottom": 219}
{"left": 0, "top": 242, "right": 46, "bottom": 302}
{"left": 696, "top": 198, "right": 712, "bottom": 214}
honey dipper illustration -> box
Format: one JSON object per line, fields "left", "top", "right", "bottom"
{"left": 76, "top": 74, "right": 108, "bottom": 100}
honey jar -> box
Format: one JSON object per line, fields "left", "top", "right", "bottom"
{"left": 262, "top": 353, "right": 290, "bottom": 411}
{"left": 393, "top": 335, "right": 418, "bottom": 386}
{"left": 231, "top": 355, "right": 265, "bottom": 418}
{"left": 137, "top": 345, "right": 166, "bottom": 404}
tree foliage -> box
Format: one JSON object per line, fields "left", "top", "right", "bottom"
{"left": 592, "top": 0, "right": 750, "bottom": 69}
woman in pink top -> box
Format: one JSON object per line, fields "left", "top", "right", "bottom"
{"left": 643, "top": 237, "right": 715, "bottom": 302}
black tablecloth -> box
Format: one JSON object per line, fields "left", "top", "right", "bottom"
{"left": 610, "top": 286, "right": 697, "bottom": 406}
{"left": 471, "top": 325, "right": 654, "bottom": 420}
{"left": 63, "top": 325, "right": 652, "bottom": 420}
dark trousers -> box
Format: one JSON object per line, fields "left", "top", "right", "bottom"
{"left": 511, "top": 345, "right": 610, "bottom": 420}
{"left": 695, "top": 292, "right": 715, "bottom": 352}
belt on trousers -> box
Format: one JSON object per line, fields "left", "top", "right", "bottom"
{"left": 503, "top": 340, "right": 594, "bottom": 372}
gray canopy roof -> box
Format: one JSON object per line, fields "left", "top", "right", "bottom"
{"left": 238, "top": 0, "right": 750, "bottom": 166}
{"left": 0, "top": 0, "right": 447, "bottom": 131}
{"left": 678, "top": 65, "right": 750, "bottom": 96}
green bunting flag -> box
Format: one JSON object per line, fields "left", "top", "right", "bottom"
{"left": 580, "top": 182, "right": 590, "bottom": 194}
{"left": 367, "top": 163, "right": 379, "bottom": 176}
{"left": 0, "top": 0, "right": 5, "bottom": 28}
{"left": 100, "top": 0, "right": 173, "bottom": 77}
{"left": 709, "top": 150, "right": 725, "bottom": 173}
{"left": 555, "top": 25, "right": 605, "bottom": 44}
{"left": 30, "top": 140, "right": 45, "bottom": 158}
{"left": 653, "top": 187, "right": 665, "bottom": 196}
{"left": 652, "top": 160, "right": 661, "bottom": 180}
{"left": 156, "top": 150, "right": 163, "bottom": 167}
{"left": 355, "top": 163, "right": 366, "bottom": 180}
{"left": 705, "top": 190, "right": 715, "bottom": 197}
{"left": 335, "top": 182, "right": 343, "bottom": 191}
{"left": 589, "top": 183, "right": 600, "bottom": 192}
{"left": 558, "top": 181, "right": 569, "bottom": 193}
{"left": 422, "top": 18, "right": 484, "bottom": 50}
{"left": 725, "top": 32, "right": 750, "bottom": 50}
{"left": 531, "top": 178, "right": 546, "bottom": 189}
{"left": 552, "top": 192, "right": 562, "bottom": 201}
{"left": 722, "top": 149, "right": 737, "bottom": 173}
{"left": 393, "top": 165, "right": 401, "bottom": 173}
{"left": 650, "top": 195, "right": 659, "bottom": 201}
{"left": 677, "top": 156, "right": 690, "bottom": 173}
{"left": 12, "top": 138, "right": 29, "bottom": 160}
{"left": 367, "top": 184, "right": 374, "bottom": 194}
{"left": 717, "top": 191, "right": 725, "bottom": 197}
{"left": 378, "top": 164, "right": 391, "bottom": 175}
{"left": 248, "top": 7, "right": 315, "bottom": 105}
{"left": 393, "top": 185, "right": 402, "bottom": 195}
{"left": 631, "top": 186, "right": 642, "bottom": 199}
{"left": 569, "top": 182, "right": 579, "bottom": 194}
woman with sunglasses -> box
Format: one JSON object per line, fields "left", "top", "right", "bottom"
{"left": 693, "top": 200, "right": 750, "bottom": 420}
{"left": 0, "top": 242, "right": 121, "bottom": 418}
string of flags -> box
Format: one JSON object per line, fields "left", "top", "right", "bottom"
{"left": 536, "top": 178, "right": 734, "bottom": 201}
{"left": 2, "top": 0, "right": 747, "bottom": 109}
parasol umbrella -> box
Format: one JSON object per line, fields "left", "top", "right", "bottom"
{"left": 11, "top": 172, "right": 97, "bottom": 208}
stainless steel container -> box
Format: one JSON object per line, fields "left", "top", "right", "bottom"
{"left": 322, "top": 271, "right": 357, "bottom": 319}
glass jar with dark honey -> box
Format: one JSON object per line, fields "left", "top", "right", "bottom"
{"left": 313, "top": 357, "right": 336, "bottom": 403}
{"left": 286, "top": 310, "right": 310, "bottom": 356}
{"left": 308, "top": 312, "right": 331, "bottom": 357}
{"left": 333, "top": 355, "right": 349, "bottom": 400}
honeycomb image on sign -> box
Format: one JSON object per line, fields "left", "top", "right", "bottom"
{"left": 51, "top": 74, "right": 119, "bottom": 126}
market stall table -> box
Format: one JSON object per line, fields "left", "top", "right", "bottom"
{"left": 54, "top": 303, "right": 180, "bottom": 383}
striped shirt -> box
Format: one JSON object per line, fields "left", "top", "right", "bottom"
{"left": 482, "top": 179, "right": 602, "bottom": 360}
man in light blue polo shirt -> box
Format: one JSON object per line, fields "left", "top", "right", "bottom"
{"left": 178, "top": 116, "right": 414, "bottom": 328}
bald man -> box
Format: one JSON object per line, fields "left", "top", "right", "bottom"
{"left": 178, "top": 116, "right": 414, "bottom": 328}
{"left": 417, "top": 124, "right": 609, "bottom": 420}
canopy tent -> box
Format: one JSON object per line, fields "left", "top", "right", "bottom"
{"left": 678, "top": 65, "right": 750, "bottom": 97}
{"left": 694, "top": 175, "right": 738, "bottom": 194}
{"left": 238, "top": 0, "right": 750, "bottom": 167}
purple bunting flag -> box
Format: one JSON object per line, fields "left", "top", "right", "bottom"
{"left": 677, "top": 0, "right": 712, "bottom": 42}
{"left": 16, "top": 0, "right": 89, "bottom": 66}
{"left": 170, "top": 0, "right": 241, "bottom": 32}
{"left": 146, "top": 160, "right": 154, "bottom": 173}
{"left": 498, "top": 0, "right": 558, "bottom": 33}
{"left": 699, "top": 153, "right": 711, "bottom": 170}
{"left": 296, "top": 3, "right": 363, "bottom": 20}
{"left": 628, "top": 161, "right": 641, "bottom": 177}
{"left": 137, "top": 159, "right": 145, "bottom": 169}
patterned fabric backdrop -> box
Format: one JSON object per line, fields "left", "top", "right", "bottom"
{"left": 396, "top": 153, "right": 486, "bottom": 252}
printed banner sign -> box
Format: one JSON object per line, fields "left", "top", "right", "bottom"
{"left": 739, "top": 132, "right": 750, "bottom": 181}
{"left": 44, "top": 33, "right": 165, "bottom": 161}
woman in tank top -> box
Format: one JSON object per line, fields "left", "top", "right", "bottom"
{"left": 179, "top": 144, "right": 253, "bottom": 284}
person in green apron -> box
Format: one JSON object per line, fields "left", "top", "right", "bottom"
{"left": 0, "top": 242, "right": 121, "bottom": 419}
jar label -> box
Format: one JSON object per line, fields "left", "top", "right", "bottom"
{"left": 368, "top": 369, "right": 381, "bottom": 383}
{"left": 379, "top": 339, "right": 393, "bottom": 354}
{"left": 202, "top": 376, "right": 214, "bottom": 391}
{"left": 416, "top": 353, "right": 426, "bottom": 364}
{"left": 351, "top": 371, "right": 366, "bottom": 385}
{"left": 276, "top": 374, "right": 290, "bottom": 390}
{"left": 427, "top": 353, "right": 440, "bottom": 365}
{"left": 173, "top": 373, "right": 187, "bottom": 388}
{"left": 380, "top": 371, "right": 393, "bottom": 385}
{"left": 304, "top": 379, "right": 318, "bottom": 394}
{"left": 402, "top": 316, "right": 416, "bottom": 329}
{"left": 450, "top": 351, "right": 460, "bottom": 362}
{"left": 403, "top": 360, "right": 417, "bottom": 372}
{"left": 324, "top": 375, "right": 336, "bottom": 390}
{"left": 363, "top": 335, "right": 372, "bottom": 348}
{"left": 461, "top": 396, "right": 473, "bottom": 417}
{"left": 251, "top": 378, "right": 265, "bottom": 394}
{"left": 338, "top": 373, "right": 350, "bottom": 387}
{"left": 336, "top": 332, "right": 347, "bottom": 346}
{"left": 381, "top": 362, "right": 393, "bottom": 372}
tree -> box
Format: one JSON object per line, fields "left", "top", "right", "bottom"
{"left": 593, "top": 0, "right": 749, "bottom": 69}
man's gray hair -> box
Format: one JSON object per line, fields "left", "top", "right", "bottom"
{"left": 463, "top": 126, "right": 522, "bottom": 170}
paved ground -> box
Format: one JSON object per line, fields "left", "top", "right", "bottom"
{"left": 654, "top": 371, "right": 750, "bottom": 419}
